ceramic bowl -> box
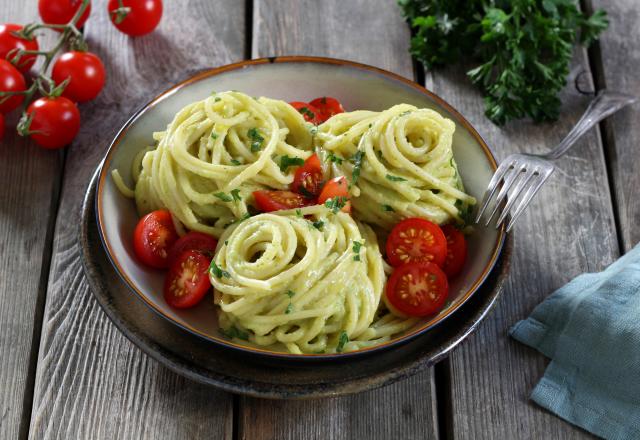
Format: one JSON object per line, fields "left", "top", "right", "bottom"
{"left": 96, "top": 56, "right": 505, "bottom": 360}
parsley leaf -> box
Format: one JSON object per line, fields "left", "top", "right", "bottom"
{"left": 286, "top": 290, "right": 296, "bottom": 298}
{"left": 214, "top": 192, "right": 233, "bottom": 202}
{"left": 386, "top": 174, "right": 407, "bottom": 182}
{"left": 247, "top": 127, "right": 265, "bottom": 152}
{"left": 352, "top": 241, "right": 362, "bottom": 261}
{"left": 220, "top": 326, "right": 249, "bottom": 340}
{"left": 382, "top": 204, "right": 395, "bottom": 212}
{"left": 279, "top": 155, "right": 305, "bottom": 172}
{"left": 336, "top": 331, "right": 349, "bottom": 352}
{"left": 209, "top": 260, "right": 230, "bottom": 279}
{"left": 230, "top": 159, "right": 241, "bottom": 166}
{"left": 350, "top": 150, "right": 365, "bottom": 185}
{"left": 324, "top": 196, "right": 349, "bottom": 214}
{"left": 297, "top": 106, "right": 316, "bottom": 120}
{"left": 285, "top": 303, "right": 294, "bottom": 314}
{"left": 231, "top": 189, "right": 242, "bottom": 201}
{"left": 312, "top": 220, "right": 324, "bottom": 231}
{"left": 326, "top": 152, "right": 344, "bottom": 165}
{"left": 211, "top": 132, "right": 218, "bottom": 139}
{"left": 295, "top": 209, "right": 303, "bottom": 217}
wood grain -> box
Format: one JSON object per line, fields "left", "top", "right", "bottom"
{"left": 425, "top": 51, "right": 618, "bottom": 438}
{"left": 26, "top": 1, "right": 244, "bottom": 438}
{"left": 247, "top": 2, "right": 438, "bottom": 439}
{"left": 587, "top": 0, "right": 640, "bottom": 252}
{"left": 0, "top": 5, "right": 62, "bottom": 439}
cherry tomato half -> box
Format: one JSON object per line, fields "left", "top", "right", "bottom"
{"left": 386, "top": 218, "right": 447, "bottom": 267}
{"left": 52, "top": 51, "right": 106, "bottom": 102}
{"left": 386, "top": 261, "right": 449, "bottom": 317}
{"left": 164, "top": 249, "right": 211, "bottom": 309}
{"left": 253, "top": 190, "right": 311, "bottom": 212}
{"left": 167, "top": 231, "right": 218, "bottom": 268}
{"left": 291, "top": 153, "right": 323, "bottom": 198}
{"left": 39, "top": 0, "right": 92, "bottom": 29}
{"left": 309, "top": 96, "right": 345, "bottom": 123}
{"left": 26, "top": 97, "right": 80, "bottom": 149}
{"left": 441, "top": 225, "right": 467, "bottom": 278}
{"left": 0, "top": 59, "right": 26, "bottom": 114}
{"left": 133, "top": 209, "right": 179, "bottom": 268}
{"left": 108, "top": 0, "right": 163, "bottom": 37}
{"left": 289, "top": 101, "right": 321, "bottom": 124}
{"left": 318, "top": 176, "right": 351, "bottom": 213}
{"left": 0, "top": 24, "right": 39, "bottom": 73}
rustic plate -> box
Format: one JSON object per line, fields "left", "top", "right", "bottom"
{"left": 95, "top": 56, "right": 506, "bottom": 359}
{"left": 82, "top": 168, "right": 512, "bottom": 398}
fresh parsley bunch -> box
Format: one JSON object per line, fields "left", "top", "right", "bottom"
{"left": 399, "top": 0, "right": 608, "bottom": 125}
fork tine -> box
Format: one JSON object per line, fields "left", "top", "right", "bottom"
{"left": 474, "top": 160, "right": 514, "bottom": 223}
{"left": 495, "top": 168, "right": 539, "bottom": 227}
{"left": 505, "top": 169, "right": 554, "bottom": 232}
{"left": 484, "top": 163, "right": 526, "bottom": 226}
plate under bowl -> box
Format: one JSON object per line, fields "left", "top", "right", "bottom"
{"left": 95, "top": 56, "right": 506, "bottom": 359}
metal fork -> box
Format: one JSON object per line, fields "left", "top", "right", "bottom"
{"left": 475, "top": 90, "right": 637, "bottom": 232}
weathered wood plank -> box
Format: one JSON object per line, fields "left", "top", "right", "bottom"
{"left": 425, "top": 51, "right": 618, "bottom": 438}
{"left": 0, "top": 5, "right": 62, "bottom": 439}
{"left": 587, "top": 0, "right": 640, "bottom": 252}
{"left": 27, "top": 1, "right": 244, "bottom": 438}
{"left": 248, "top": 2, "right": 438, "bottom": 440}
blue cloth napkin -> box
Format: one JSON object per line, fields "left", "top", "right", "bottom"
{"left": 510, "top": 244, "right": 640, "bottom": 440}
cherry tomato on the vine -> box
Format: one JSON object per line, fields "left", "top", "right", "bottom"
{"left": 0, "top": 24, "right": 39, "bottom": 73}
{"left": 39, "top": 0, "right": 92, "bottom": 29}
{"left": 26, "top": 97, "right": 80, "bottom": 149}
{"left": 108, "top": 0, "right": 163, "bottom": 37}
{"left": 52, "top": 51, "right": 105, "bottom": 102}
{"left": 0, "top": 59, "right": 26, "bottom": 114}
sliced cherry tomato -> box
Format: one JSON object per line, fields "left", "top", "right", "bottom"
{"left": 0, "top": 24, "right": 39, "bottom": 73}
{"left": 167, "top": 231, "right": 218, "bottom": 267}
{"left": 26, "top": 97, "right": 80, "bottom": 149}
{"left": 39, "top": 0, "right": 92, "bottom": 29}
{"left": 164, "top": 250, "right": 211, "bottom": 309}
{"left": 253, "top": 190, "right": 311, "bottom": 212}
{"left": 52, "top": 51, "right": 105, "bottom": 102}
{"left": 0, "top": 59, "right": 26, "bottom": 114}
{"left": 318, "top": 176, "right": 351, "bottom": 213}
{"left": 441, "top": 225, "right": 467, "bottom": 278}
{"left": 386, "top": 218, "right": 447, "bottom": 267}
{"left": 108, "top": 0, "right": 163, "bottom": 37}
{"left": 133, "top": 209, "right": 179, "bottom": 268}
{"left": 386, "top": 261, "right": 449, "bottom": 317}
{"left": 309, "top": 96, "right": 345, "bottom": 123}
{"left": 289, "top": 101, "right": 321, "bottom": 124}
{"left": 291, "top": 153, "right": 323, "bottom": 198}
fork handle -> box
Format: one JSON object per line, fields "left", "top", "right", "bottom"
{"left": 543, "top": 90, "right": 637, "bottom": 161}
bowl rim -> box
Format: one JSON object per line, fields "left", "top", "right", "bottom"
{"left": 96, "top": 55, "right": 506, "bottom": 360}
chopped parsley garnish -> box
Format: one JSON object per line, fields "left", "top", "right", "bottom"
{"left": 224, "top": 240, "right": 229, "bottom": 245}
{"left": 231, "top": 189, "right": 242, "bottom": 201}
{"left": 248, "top": 127, "right": 265, "bottom": 152}
{"left": 326, "top": 152, "right": 344, "bottom": 165}
{"left": 336, "top": 331, "right": 349, "bottom": 352}
{"left": 285, "top": 303, "right": 294, "bottom": 314}
{"left": 214, "top": 192, "right": 233, "bottom": 202}
{"left": 312, "top": 220, "right": 324, "bottom": 231}
{"left": 295, "top": 209, "right": 303, "bottom": 217}
{"left": 399, "top": 110, "right": 411, "bottom": 117}
{"left": 286, "top": 290, "right": 296, "bottom": 298}
{"left": 230, "top": 159, "right": 241, "bottom": 166}
{"left": 352, "top": 240, "right": 362, "bottom": 261}
{"left": 279, "top": 155, "right": 304, "bottom": 172}
{"left": 209, "top": 260, "right": 230, "bottom": 279}
{"left": 211, "top": 132, "right": 218, "bottom": 139}
{"left": 324, "top": 196, "right": 349, "bottom": 214}
{"left": 368, "top": 123, "right": 372, "bottom": 128}
{"left": 350, "top": 150, "right": 365, "bottom": 185}
{"left": 214, "top": 97, "right": 221, "bottom": 102}
{"left": 382, "top": 204, "right": 395, "bottom": 212}
{"left": 386, "top": 174, "right": 407, "bottom": 182}
{"left": 298, "top": 106, "right": 316, "bottom": 120}
{"left": 220, "top": 326, "right": 249, "bottom": 341}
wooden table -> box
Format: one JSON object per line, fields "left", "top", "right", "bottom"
{"left": 1, "top": 1, "right": 636, "bottom": 438}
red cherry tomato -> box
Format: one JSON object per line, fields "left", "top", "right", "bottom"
{"left": 289, "top": 101, "right": 321, "bottom": 124}
{"left": 0, "top": 24, "right": 39, "bottom": 73}
{"left": 253, "top": 190, "right": 311, "bottom": 212}
{"left": 39, "top": 0, "right": 92, "bottom": 29}
{"left": 108, "top": 0, "right": 163, "bottom": 36}
{"left": 386, "top": 218, "right": 448, "bottom": 267}
{"left": 167, "top": 231, "right": 218, "bottom": 267}
{"left": 318, "top": 176, "right": 351, "bottom": 213}
{"left": 309, "top": 97, "right": 345, "bottom": 123}
{"left": 291, "top": 153, "right": 323, "bottom": 198}
{"left": 0, "top": 59, "right": 26, "bottom": 114}
{"left": 52, "top": 51, "right": 105, "bottom": 102}
{"left": 441, "top": 225, "right": 467, "bottom": 278}
{"left": 0, "top": 113, "right": 4, "bottom": 140}
{"left": 386, "top": 261, "right": 449, "bottom": 317}
{"left": 164, "top": 250, "right": 211, "bottom": 309}
{"left": 133, "top": 209, "right": 179, "bottom": 268}
{"left": 26, "top": 97, "right": 80, "bottom": 149}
